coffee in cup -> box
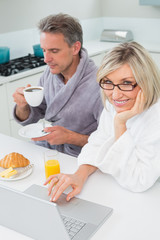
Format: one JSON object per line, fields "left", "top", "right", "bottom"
{"left": 23, "top": 86, "right": 44, "bottom": 107}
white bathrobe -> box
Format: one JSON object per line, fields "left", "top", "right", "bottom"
{"left": 78, "top": 99, "right": 160, "bottom": 192}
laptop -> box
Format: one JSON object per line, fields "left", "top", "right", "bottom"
{"left": 0, "top": 184, "right": 113, "bottom": 240}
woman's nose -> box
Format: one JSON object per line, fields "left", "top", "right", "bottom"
{"left": 112, "top": 86, "right": 123, "bottom": 98}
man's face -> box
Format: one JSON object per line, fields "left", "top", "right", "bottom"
{"left": 40, "top": 32, "right": 77, "bottom": 75}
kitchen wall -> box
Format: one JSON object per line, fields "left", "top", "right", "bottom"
{"left": 0, "top": 0, "right": 102, "bottom": 34}
{"left": 101, "top": 0, "right": 160, "bottom": 46}
{"left": 101, "top": 0, "right": 160, "bottom": 18}
{"left": 0, "top": 0, "right": 103, "bottom": 59}
{"left": 0, "top": 0, "right": 160, "bottom": 60}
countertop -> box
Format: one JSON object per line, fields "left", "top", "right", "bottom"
{"left": 1, "top": 39, "right": 160, "bottom": 85}
{"left": 0, "top": 133, "right": 160, "bottom": 240}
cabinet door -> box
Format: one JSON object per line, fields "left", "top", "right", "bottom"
{"left": 149, "top": 52, "right": 160, "bottom": 69}
{"left": 139, "top": 0, "right": 160, "bottom": 5}
{"left": 10, "top": 119, "right": 29, "bottom": 141}
{"left": 90, "top": 52, "right": 106, "bottom": 67}
{"left": 6, "top": 73, "right": 42, "bottom": 120}
{"left": 0, "top": 84, "right": 10, "bottom": 135}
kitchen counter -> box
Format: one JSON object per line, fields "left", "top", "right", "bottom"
{"left": 0, "top": 133, "right": 160, "bottom": 240}
{"left": 1, "top": 39, "right": 160, "bottom": 85}
{"left": 0, "top": 65, "right": 47, "bottom": 85}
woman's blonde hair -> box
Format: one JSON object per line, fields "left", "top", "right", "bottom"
{"left": 97, "top": 41, "right": 160, "bottom": 109}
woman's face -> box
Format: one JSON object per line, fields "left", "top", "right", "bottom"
{"left": 104, "top": 64, "right": 141, "bottom": 113}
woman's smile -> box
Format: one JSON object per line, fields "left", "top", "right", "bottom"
{"left": 104, "top": 64, "right": 140, "bottom": 113}
{"left": 113, "top": 99, "right": 129, "bottom": 106}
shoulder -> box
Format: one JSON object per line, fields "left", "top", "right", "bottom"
{"left": 80, "top": 48, "right": 98, "bottom": 73}
{"left": 143, "top": 99, "right": 160, "bottom": 121}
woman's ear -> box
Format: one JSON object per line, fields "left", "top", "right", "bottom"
{"left": 72, "top": 41, "right": 81, "bottom": 55}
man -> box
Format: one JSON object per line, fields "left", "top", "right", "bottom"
{"left": 13, "top": 13, "right": 103, "bottom": 157}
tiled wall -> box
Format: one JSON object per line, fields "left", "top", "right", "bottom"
{"left": 0, "top": 17, "right": 160, "bottom": 60}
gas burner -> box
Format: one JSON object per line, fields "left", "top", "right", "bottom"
{"left": 0, "top": 54, "right": 46, "bottom": 77}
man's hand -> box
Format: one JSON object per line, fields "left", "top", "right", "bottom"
{"left": 13, "top": 84, "right": 31, "bottom": 121}
{"left": 32, "top": 125, "right": 89, "bottom": 147}
{"left": 13, "top": 84, "right": 31, "bottom": 108}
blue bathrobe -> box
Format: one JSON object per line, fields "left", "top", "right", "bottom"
{"left": 14, "top": 48, "right": 103, "bottom": 156}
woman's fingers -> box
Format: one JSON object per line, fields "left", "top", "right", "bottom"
{"left": 47, "top": 177, "right": 60, "bottom": 196}
{"left": 50, "top": 176, "right": 71, "bottom": 202}
{"left": 66, "top": 187, "right": 81, "bottom": 201}
{"left": 44, "top": 174, "right": 57, "bottom": 185}
{"left": 44, "top": 172, "right": 84, "bottom": 202}
{"left": 131, "top": 90, "right": 145, "bottom": 115}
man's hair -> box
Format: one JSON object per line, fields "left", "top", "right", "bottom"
{"left": 38, "top": 13, "right": 83, "bottom": 48}
{"left": 97, "top": 41, "right": 160, "bottom": 109}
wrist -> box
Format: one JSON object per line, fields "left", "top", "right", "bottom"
{"left": 75, "top": 164, "right": 97, "bottom": 182}
{"left": 66, "top": 130, "right": 88, "bottom": 147}
{"left": 16, "top": 104, "right": 30, "bottom": 121}
{"left": 114, "top": 114, "right": 126, "bottom": 126}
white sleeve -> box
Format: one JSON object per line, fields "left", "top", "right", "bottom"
{"left": 96, "top": 129, "right": 160, "bottom": 192}
{"left": 78, "top": 107, "right": 115, "bottom": 166}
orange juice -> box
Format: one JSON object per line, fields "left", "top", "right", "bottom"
{"left": 44, "top": 159, "right": 60, "bottom": 179}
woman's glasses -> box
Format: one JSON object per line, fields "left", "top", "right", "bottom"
{"left": 99, "top": 79, "right": 137, "bottom": 91}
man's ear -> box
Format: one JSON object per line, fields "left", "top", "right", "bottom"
{"left": 72, "top": 41, "right": 81, "bottom": 55}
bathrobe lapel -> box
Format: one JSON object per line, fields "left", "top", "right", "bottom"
{"left": 47, "top": 49, "right": 89, "bottom": 119}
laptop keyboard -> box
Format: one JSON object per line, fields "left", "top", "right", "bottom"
{"left": 62, "top": 215, "right": 86, "bottom": 239}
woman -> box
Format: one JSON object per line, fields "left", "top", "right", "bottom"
{"left": 45, "top": 42, "right": 160, "bottom": 201}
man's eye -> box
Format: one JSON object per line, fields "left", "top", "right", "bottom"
{"left": 51, "top": 50, "right": 59, "bottom": 53}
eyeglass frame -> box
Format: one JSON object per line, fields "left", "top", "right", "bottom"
{"left": 99, "top": 79, "right": 138, "bottom": 91}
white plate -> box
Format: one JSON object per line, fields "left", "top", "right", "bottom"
{"left": 18, "top": 122, "right": 52, "bottom": 138}
{"left": 0, "top": 165, "right": 33, "bottom": 181}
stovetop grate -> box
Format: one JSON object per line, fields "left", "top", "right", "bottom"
{"left": 0, "top": 54, "right": 46, "bottom": 77}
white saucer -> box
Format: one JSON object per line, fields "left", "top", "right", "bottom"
{"left": 0, "top": 165, "right": 33, "bottom": 181}
{"left": 18, "top": 122, "right": 52, "bottom": 138}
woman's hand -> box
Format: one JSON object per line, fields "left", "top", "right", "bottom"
{"left": 44, "top": 165, "right": 97, "bottom": 202}
{"left": 44, "top": 173, "right": 85, "bottom": 202}
{"left": 114, "top": 90, "right": 145, "bottom": 139}
{"left": 115, "top": 90, "right": 145, "bottom": 124}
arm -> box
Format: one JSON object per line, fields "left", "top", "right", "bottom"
{"left": 44, "top": 164, "right": 97, "bottom": 201}
{"left": 32, "top": 126, "right": 89, "bottom": 147}
{"left": 15, "top": 105, "right": 31, "bottom": 121}
{"left": 77, "top": 94, "right": 160, "bottom": 192}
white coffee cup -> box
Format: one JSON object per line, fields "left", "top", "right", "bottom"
{"left": 23, "top": 86, "right": 44, "bottom": 107}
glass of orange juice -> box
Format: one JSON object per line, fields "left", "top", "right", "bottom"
{"left": 44, "top": 150, "right": 60, "bottom": 179}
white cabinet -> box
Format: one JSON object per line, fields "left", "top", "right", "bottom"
{"left": 0, "top": 84, "right": 10, "bottom": 135}
{"left": 139, "top": 0, "right": 160, "bottom": 5}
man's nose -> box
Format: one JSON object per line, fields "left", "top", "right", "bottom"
{"left": 44, "top": 51, "right": 52, "bottom": 63}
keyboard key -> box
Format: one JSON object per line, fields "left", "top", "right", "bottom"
{"left": 61, "top": 215, "right": 86, "bottom": 238}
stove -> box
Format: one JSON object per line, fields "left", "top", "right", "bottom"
{"left": 0, "top": 54, "right": 46, "bottom": 77}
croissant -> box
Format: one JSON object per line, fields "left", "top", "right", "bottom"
{"left": 0, "top": 152, "right": 30, "bottom": 168}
